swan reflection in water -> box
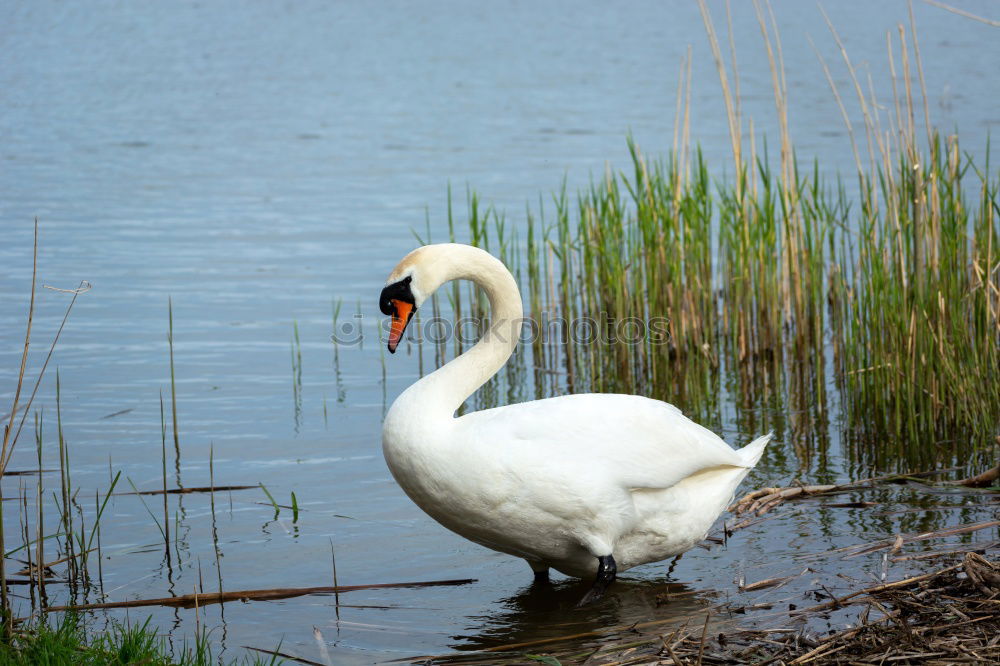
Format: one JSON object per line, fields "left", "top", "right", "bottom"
{"left": 446, "top": 576, "right": 715, "bottom": 660}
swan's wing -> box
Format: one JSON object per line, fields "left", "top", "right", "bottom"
{"left": 458, "top": 393, "right": 749, "bottom": 492}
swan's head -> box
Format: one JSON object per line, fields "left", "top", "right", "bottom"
{"left": 380, "top": 245, "right": 437, "bottom": 354}
{"left": 381, "top": 243, "right": 515, "bottom": 354}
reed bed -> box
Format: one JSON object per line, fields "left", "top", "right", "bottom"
{"left": 0, "top": 275, "right": 310, "bottom": 661}
{"left": 419, "top": 7, "right": 999, "bottom": 470}
{"left": 0, "top": 266, "right": 471, "bottom": 661}
{"left": 428, "top": 133, "right": 998, "bottom": 466}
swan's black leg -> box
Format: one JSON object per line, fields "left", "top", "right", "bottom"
{"left": 666, "top": 553, "right": 683, "bottom": 578}
{"left": 527, "top": 560, "right": 549, "bottom": 584}
{"left": 575, "top": 554, "right": 616, "bottom": 607}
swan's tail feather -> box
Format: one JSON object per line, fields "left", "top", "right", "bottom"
{"left": 736, "top": 432, "right": 772, "bottom": 468}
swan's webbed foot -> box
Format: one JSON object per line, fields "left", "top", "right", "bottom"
{"left": 575, "top": 554, "right": 616, "bottom": 607}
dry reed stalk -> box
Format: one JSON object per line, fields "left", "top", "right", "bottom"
{"left": 45, "top": 577, "right": 476, "bottom": 612}
{"left": 0, "top": 221, "right": 38, "bottom": 635}
{"left": 697, "top": 0, "right": 742, "bottom": 195}
{"left": 949, "top": 462, "right": 1000, "bottom": 488}
{"left": 923, "top": 0, "right": 1000, "bottom": 26}
{"left": 118, "top": 484, "right": 256, "bottom": 497}
{"left": 242, "top": 645, "right": 325, "bottom": 666}
{"left": 730, "top": 468, "right": 955, "bottom": 516}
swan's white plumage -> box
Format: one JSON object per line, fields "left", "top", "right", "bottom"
{"left": 381, "top": 243, "right": 771, "bottom": 579}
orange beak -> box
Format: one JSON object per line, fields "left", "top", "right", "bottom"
{"left": 388, "top": 299, "right": 414, "bottom": 354}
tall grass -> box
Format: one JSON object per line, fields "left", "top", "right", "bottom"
{"left": 0, "top": 613, "right": 283, "bottom": 665}
{"left": 2, "top": 288, "right": 290, "bottom": 659}
{"left": 1, "top": 222, "right": 92, "bottom": 633}
{"left": 424, "top": 8, "right": 999, "bottom": 469}
{"left": 835, "top": 135, "right": 999, "bottom": 456}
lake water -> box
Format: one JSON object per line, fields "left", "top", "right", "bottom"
{"left": 1, "top": 1, "right": 998, "bottom": 663}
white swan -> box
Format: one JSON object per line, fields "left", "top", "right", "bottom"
{"left": 380, "top": 243, "right": 771, "bottom": 605}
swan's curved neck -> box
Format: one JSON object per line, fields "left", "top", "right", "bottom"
{"left": 399, "top": 246, "right": 522, "bottom": 419}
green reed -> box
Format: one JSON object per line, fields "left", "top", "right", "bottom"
{"left": 168, "top": 298, "right": 181, "bottom": 487}
{"left": 429, "top": 14, "right": 999, "bottom": 469}
{"left": 291, "top": 321, "right": 303, "bottom": 427}
{"left": 835, "top": 136, "right": 1000, "bottom": 458}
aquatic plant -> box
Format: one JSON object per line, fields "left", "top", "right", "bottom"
{"left": 419, "top": 7, "right": 1000, "bottom": 469}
